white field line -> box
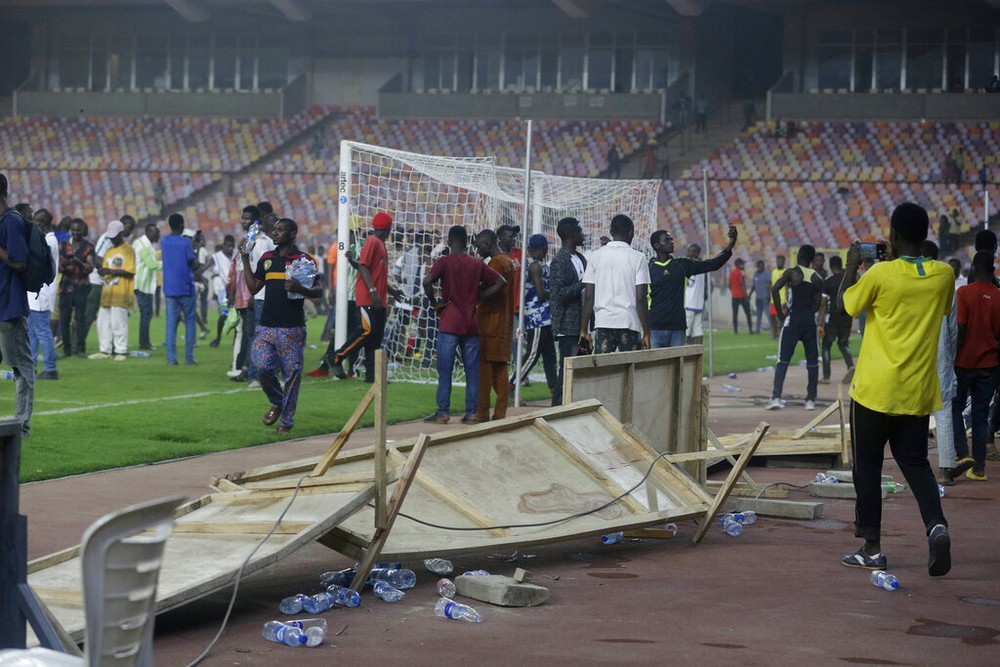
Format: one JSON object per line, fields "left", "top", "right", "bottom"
{"left": 2, "top": 387, "right": 250, "bottom": 419}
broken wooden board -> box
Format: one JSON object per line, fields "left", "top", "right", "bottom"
{"left": 25, "top": 481, "right": 376, "bottom": 644}
{"left": 230, "top": 400, "right": 718, "bottom": 561}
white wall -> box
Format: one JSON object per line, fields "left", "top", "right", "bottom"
{"left": 311, "top": 58, "right": 406, "bottom": 106}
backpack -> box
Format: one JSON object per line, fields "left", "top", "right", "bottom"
{"left": 1, "top": 208, "right": 56, "bottom": 293}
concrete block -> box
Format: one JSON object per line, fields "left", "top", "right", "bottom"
{"left": 513, "top": 568, "right": 533, "bottom": 583}
{"left": 732, "top": 497, "right": 824, "bottom": 520}
{"left": 809, "top": 482, "right": 887, "bottom": 499}
{"left": 455, "top": 574, "right": 549, "bottom": 607}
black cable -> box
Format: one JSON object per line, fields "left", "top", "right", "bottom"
{"left": 386, "top": 451, "right": 673, "bottom": 532}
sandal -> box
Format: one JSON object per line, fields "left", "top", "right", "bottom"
{"left": 262, "top": 405, "right": 281, "bottom": 426}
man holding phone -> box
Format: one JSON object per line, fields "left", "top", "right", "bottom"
{"left": 837, "top": 202, "right": 954, "bottom": 577}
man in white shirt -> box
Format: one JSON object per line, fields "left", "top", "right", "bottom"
{"left": 27, "top": 209, "right": 60, "bottom": 380}
{"left": 579, "top": 214, "right": 651, "bottom": 353}
{"left": 684, "top": 243, "right": 707, "bottom": 344}
{"left": 132, "top": 223, "right": 162, "bottom": 351}
{"left": 209, "top": 234, "right": 235, "bottom": 348}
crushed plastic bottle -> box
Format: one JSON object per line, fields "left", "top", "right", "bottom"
{"left": 373, "top": 581, "right": 405, "bottom": 602}
{"left": 721, "top": 384, "right": 742, "bottom": 392}
{"left": 870, "top": 570, "right": 899, "bottom": 591}
{"left": 262, "top": 620, "right": 323, "bottom": 647}
{"left": 938, "top": 484, "right": 945, "bottom": 498}
{"left": 129, "top": 351, "right": 151, "bottom": 358}
{"left": 730, "top": 511, "right": 756, "bottom": 525}
{"left": 323, "top": 585, "right": 361, "bottom": 608}
{"left": 720, "top": 515, "right": 743, "bottom": 537}
{"left": 368, "top": 567, "right": 416, "bottom": 589}
{"left": 424, "top": 558, "right": 454, "bottom": 575}
{"left": 437, "top": 578, "right": 457, "bottom": 599}
{"left": 461, "top": 569, "right": 490, "bottom": 576}
{"left": 278, "top": 593, "right": 308, "bottom": 615}
{"left": 883, "top": 481, "right": 907, "bottom": 494}
{"left": 374, "top": 562, "right": 403, "bottom": 570}
{"left": 1, "top": 371, "right": 14, "bottom": 380}
{"left": 435, "top": 597, "right": 483, "bottom": 623}
{"left": 728, "top": 372, "right": 738, "bottom": 379}
{"left": 600, "top": 532, "right": 625, "bottom": 545}
{"left": 815, "top": 473, "right": 839, "bottom": 484}
{"left": 320, "top": 568, "right": 356, "bottom": 588}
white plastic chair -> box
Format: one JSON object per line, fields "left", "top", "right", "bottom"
{"left": 0, "top": 496, "right": 184, "bottom": 667}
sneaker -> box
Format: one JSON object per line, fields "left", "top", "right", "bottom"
{"left": 765, "top": 398, "right": 783, "bottom": 410}
{"left": 461, "top": 415, "right": 486, "bottom": 425}
{"left": 423, "top": 413, "right": 449, "bottom": 424}
{"left": 966, "top": 468, "right": 987, "bottom": 481}
{"left": 330, "top": 363, "right": 347, "bottom": 379}
{"left": 950, "top": 457, "right": 975, "bottom": 479}
{"left": 841, "top": 548, "right": 887, "bottom": 570}
{"left": 928, "top": 524, "right": 951, "bottom": 577}
{"left": 306, "top": 367, "right": 330, "bottom": 378}
{"left": 804, "top": 400, "right": 816, "bottom": 410}
{"left": 818, "top": 378, "right": 831, "bottom": 385}
{"left": 229, "top": 371, "right": 247, "bottom": 382}
{"left": 87, "top": 352, "right": 111, "bottom": 360}
{"left": 248, "top": 380, "right": 261, "bottom": 390}
{"left": 113, "top": 354, "right": 127, "bottom": 361}
{"left": 226, "top": 369, "right": 244, "bottom": 379}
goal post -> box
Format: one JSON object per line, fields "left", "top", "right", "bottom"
{"left": 336, "top": 139, "right": 662, "bottom": 384}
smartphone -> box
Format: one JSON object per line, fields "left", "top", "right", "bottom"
{"left": 858, "top": 242, "right": 887, "bottom": 261}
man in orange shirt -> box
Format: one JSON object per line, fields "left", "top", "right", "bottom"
{"left": 475, "top": 229, "right": 517, "bottom": 422}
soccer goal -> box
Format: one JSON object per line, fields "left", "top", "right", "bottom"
{"left": 335, "top": 139, "right": 662, "bottom": 384}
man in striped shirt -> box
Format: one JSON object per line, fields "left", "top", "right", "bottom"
{"left": 132, "top": 223, "right": 161, "bottom": 351}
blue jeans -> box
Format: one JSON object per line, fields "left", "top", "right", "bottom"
{"left": 952, "top": 366, "right": 998, "bottom": 470}
{"left": 247, "top": 299, "right": 264, "bottom": 380}
{"left": 0, "top": 317, "right": 34, "bottom": 436}
{"left": 28, "top": 310, "right": 57, "bottom": 373}
{"left": 135, "top": 290, "right": 153, "bottom": 349}
{"left": 436, "top": 332, "right": 480, "bottom": 417}
{"left": 650, "top": 329, "right": 686, "bottom": 348}
{"left": 165, "top": 293, "right": 197, "bottom": 365}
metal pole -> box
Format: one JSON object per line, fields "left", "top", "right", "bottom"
{"left": 515, "top": 120, "right": 534, "bottom": 408}
{"left": 986, "top": 190, "right": 990, "bottom": 229}
{"left": 703, "top": 168, "right": 713, "bottom": 378}
{"left": 334, "top": 141, "right": 351, "bottom": 349}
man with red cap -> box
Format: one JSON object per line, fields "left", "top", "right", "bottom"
{"left": 307, "top": 211, "right": 393, "bottom": 383}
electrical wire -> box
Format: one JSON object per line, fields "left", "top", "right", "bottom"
{"left": 389, "top": 451, "right": 673, "bottom": 531}
{"left": 185, "top": 473, "right": 310, "bottom": 667}
{"left": 753, "top": 480, "right": 812, "bottom": 499}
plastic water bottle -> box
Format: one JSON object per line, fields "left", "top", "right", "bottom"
{"left": 437, "top": 578, "right": 457, "bottom": 599}
{"left": 461, "top": 569, "right": 490, "bottom": 576}
{"left": 870, "top": 570, "right": 899, "bottom": 591}
{"left": 663, "top": 523, "right": 678, "bottom": 536}
{"left": 302, "top": 591, "right": 335, "bottom": 614}
{"left": 1, "top": 371, "right": 14, "bottom": 380}
{"left": 938, "top": 485, "right": 945, "bottom": 498}
{"left": 883, "top": 481, "right": 907, "bottom": 494}
{"left": 283, "top": 619, "right": 327, "bottom": 647}
{"left": 816, "top": 473, "right": 839, "bottom": 484}
{"left": 374, "top": 562, "right": 403, "bottom": 570}
{"left": 731, "top": 511, "right": 756, "bottom": 525}
{"left": 279, "top": 593, "right": 308, "bottom": 615}
{"left": 728, "top": 372, "right": 738, "bottom": 379}
{"left": 601, "top": 532, "right": 625, "bottom": 545}
{"left": 367, "top": 568, "right": 416, "bottom": 589}
{"left": 373, "top": 581, "right": 405, "bottom": 602}
{"left": 434, "top": 597, "right": 483, "bottom": 623}
{"left": 323, "top": 585, "right": 361, "bottom": 608}
{"left": 721, "top": 516, "right": 743, "bottom": 537}
{"left": 129, "top": 351, "right": 151, "bottom": 358}
{"left": 424, "top": 558, "right": 454, "bottom": 575}
{"left": 245, "top": 222, "right": 261, "bottom": 253}
{"left": 262, "top": 620, "right": 312, "bottom": 647}
{"left": 721, "top": 384, "right": 742, "bottom": 392}
{"left": 320, "top": 568, "right": 356, "bottom": 588}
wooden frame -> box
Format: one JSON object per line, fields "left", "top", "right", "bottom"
{"left": 563, "top": 345, "right": 705, "bottom": 481}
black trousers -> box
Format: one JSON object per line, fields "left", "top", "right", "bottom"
{"left": 822, "top": 318, "right": 854, "bottom": 379}
{"left": 552, "top": 334, "right": 579, "bottom": 407}
{"left": 332, "top": 304, "right": 386, "bottom": 382}
{"left": 59, "top": 285, "right": 90, "bottom": 355}
{"left": 731, "top": 297, "right": 752, "bottom": 334}
{"left": 850, "top": 400, "right": 946, "bottom": 543}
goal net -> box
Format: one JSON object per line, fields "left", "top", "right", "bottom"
{"left": 335, "top": 139, "right": 662, "bottom": 384}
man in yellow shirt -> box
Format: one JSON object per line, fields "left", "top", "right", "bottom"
{"left": 838, "top": 202, "right": 954, "bottom": 577}
{"left": 89, "top": 220, "right": 136, "bottom": 361}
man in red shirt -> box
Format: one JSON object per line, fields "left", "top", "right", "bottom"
{"left": 422, "top": 225, "right": 506, "bottom": 424}
{"left": 729, "top": 258, "right": 752, "bottom": 334}
{"left": 951, "top": 251, "right": 1000, "bottom": 481}
{"left": 317, "top": 211, "right": 393, "bottom": 384}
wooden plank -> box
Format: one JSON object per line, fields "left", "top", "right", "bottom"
{"left": 208, "top": 481, "right": 376, "bottom": 505}
{"left": 531, "top": 418, "right": 648, "bottom": 515}
{"left": 309, "top": 383, "right": 377, "bottom": 478}
{"left": 838, "top": 384, "right": 851, "bottom": 466}
{"left": 170, "top": 521, "right": 312, "bottom": 535}
{"left": 792, "top": 400, "right": 839, "bottom": 439}
{"left": 386, "top": 449, "right": 512, "bottom": 538}
{"left": 374, "top": 350, "right": 389, "bottom": 529}
{"left": 27, "top": 586, "right": 84, "bottom": 608}
{"left": 691, "top": 421, "right": 769, "bottom": 544}
{"left": 210, "top": 477, "right": 243, "bottom": 493}
{"left": 349, "top": 433, "right": 431, "bottom": 591}
{"left": 564, "top": 344, "right": 702, "bottom": 370}
{"left": 244, "top": 470, "right": 384, "bottom": 491}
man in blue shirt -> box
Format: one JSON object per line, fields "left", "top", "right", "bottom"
{"left": 161, "top": 213, "right": 199, "bottom": 365}
{"left": 0, "top": 173, "right": 35, "bottom": 436}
